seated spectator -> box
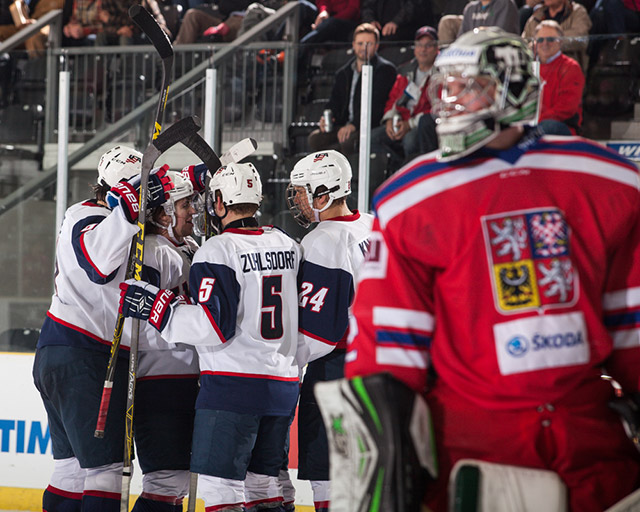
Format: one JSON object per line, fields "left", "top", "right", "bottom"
{"left": 522, "top": 0, "right": 591, "bottom": 70}
{"left": 300, "top": 0, "right": 360, "bottom": 44}
{"left": 590, "top": 0, "right": 640, "bottom": 36}
{"left": 175, "top": 0, "right": 313, "bottom": 45}
{"left": 62, "top": 0, "right": 101, "bottom": 46}
{"left": 360, "top": 0, "right": 432, "bottom": 42}
{"left": 371, "top": 25, "right": 439, "bottom": 172}
{"left": 96, "top": 0, "right": 169, "bottom": 45}
{"left": 308, "top": 22, "right": 397, "bottom": 155}
{"left": 0, "top": 0, "right": 64, "bottom": 52}
{"left": 297, "top": 0, "right": 360, "bottom": 82}
{"left": 300, "top": 0, "right": 359, "bottom": 45}
{"left": 534, "top": 20, "right": 585, "bottom": 134}
{"left": 519, "top": 0, "right": 543, "bottom": 32}
{"left": 174, "top": 3, "right": 244, "bottom": 44}
{"left": 458, "top": 0, "right": 520, "bottom": 36}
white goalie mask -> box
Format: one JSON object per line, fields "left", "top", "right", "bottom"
{"left": 286, "top": 150, "right": 352, "bottom": 228}
{"left": 97, "top": 145, "right": 143, "bottom": 187}
{"left": 428, "top": 28, "right": 539, "bottom": 161}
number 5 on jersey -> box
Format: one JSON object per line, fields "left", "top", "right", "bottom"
{"left": 199, "top": 277, "right": 216, "bottom": 302}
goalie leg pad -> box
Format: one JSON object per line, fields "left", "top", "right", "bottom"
{"left": 449, "top": 459, "right": 567, "bottom": 512}
{"left": 314, "top": 373, "right": 437, "bottom": 512}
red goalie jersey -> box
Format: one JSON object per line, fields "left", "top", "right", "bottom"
{"left": 345, "top": 134, "right": 640, "bottom": 510}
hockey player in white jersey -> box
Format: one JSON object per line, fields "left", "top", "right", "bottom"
{"left": 287, "top": 150, "right": 373, "bottom": 512}
{"left": 119, "top": 162, "right": 321, "bottom": 512}
{"left": 132, "top": 170, "right": 200, "bottom": 511}
{"left": 32, "top": 146, "right": 175, "bottom": 512}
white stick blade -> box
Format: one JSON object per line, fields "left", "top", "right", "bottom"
{"left": 220, "top": 138, "right": 258, "bottom": 165}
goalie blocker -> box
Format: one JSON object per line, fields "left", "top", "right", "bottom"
{"left": 314, "top": 373, "right": 437, "bottom": 512}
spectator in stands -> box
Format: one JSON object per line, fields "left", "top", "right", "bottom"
{"left": 299, "top": 0, "right": 360, "bottom": 47}
{"left": 371, "top": 25, "right": 439, "bottom": 172}
{"left": 519, "top": 0, "right": 543, "bottom": 32}
{"left": 96, "top": 0, "right": 169, "bottom": 45}
{"left": 62, "top": 0, "right": 101, "bottom": 45}
{"left": 297, "top": 0, "right": 360, "bottom": 82}
{"left": 360, "top": 0, "right": 431, "bottom": 42}
{"left": 174, "top": 0, "right": 253, "bottom": 44}
{"left": 0, "top": 0, "right": 64, "bottom": 51}
{"left": 522, "top": 0, "right": 591, "bottom": 70}
{"left": 458, "top": 0, "right": 520, "bottom": 36}
{"left": 303, "top": 0, "right": 359, "bottom": 41}
{"left": 534, "top": 20, "right": 585, "bottom": 134}
{"left": 436, "top": 1, "right": 468, "bottom": 44}
{"left": 589, "top": 0, "right": 640, "bottom": 35}
{"left": 308, "top": 22, "right": 397, "bottom": 155}
{"left": 437, "top": 0, "right": 519, "bottom": 43}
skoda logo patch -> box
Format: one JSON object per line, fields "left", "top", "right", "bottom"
{"left": 507, "top": 335, "right": 528, "bottom": 357}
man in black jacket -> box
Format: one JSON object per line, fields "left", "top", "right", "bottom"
{"left": 308, "top": 22, "right": 397, "bottom": 155}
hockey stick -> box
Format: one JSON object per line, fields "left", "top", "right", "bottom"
{"left": 129, "top": 4, "right": 173, "bottom": 142}
{"left": 94, "top": 5, "right": 173, "bottom": 440}
{"left": 220, "top": 137, "right": 258, "bottom": 166}
{"left": 120, "top": 116, "right": 202, "bottom": 512}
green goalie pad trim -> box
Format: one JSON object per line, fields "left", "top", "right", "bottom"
{"left": 315, "top": 372, "right": 437, "bottom": 512}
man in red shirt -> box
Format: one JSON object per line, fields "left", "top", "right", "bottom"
{"left": 535, "top": 20, "right": 585, "bottom": 135}
{"left": 371, "top": 25, "right": 439, "bottom": 172}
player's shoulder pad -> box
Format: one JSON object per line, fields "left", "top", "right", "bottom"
{"left": 302, "top": 223, "right": 353, "bottom": 269}
{"left": 268, "top": 224, "right": 299, "bottom": 242}
{"left": 192, "top": 235, "right": 230, "bottom": 265}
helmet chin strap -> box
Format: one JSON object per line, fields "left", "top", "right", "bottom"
{"left": 310, "top": 193, "right": 333, "bottom": 223}
{"left": 150, "top": 214, "right": 182, "bottom": 244}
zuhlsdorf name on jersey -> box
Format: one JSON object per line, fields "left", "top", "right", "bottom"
{"left": 240, "top": 250, "right": 296, "bottom": 273}
{"left": 493, "top": 312, "right": 590, "bottom": 375}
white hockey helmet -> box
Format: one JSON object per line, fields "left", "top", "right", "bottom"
{"left": 287, "top": 150, "right": 352, "bottom": 227}
{"left": 97, "top": 145, "right": 143, "bottom": 187}
{"left": 208, "top": 162, "right": 263, "bottom": 208}
{"left": 428, "top": 28, "right": 539, "bottom": 161}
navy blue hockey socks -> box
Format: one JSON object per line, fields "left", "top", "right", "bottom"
{"left": 43, "top": 486, "right": 81, "bottom": 512}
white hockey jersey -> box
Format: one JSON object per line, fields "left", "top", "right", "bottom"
{"left": 160, "top": 226, "right": 303, "bottom": 416}
{"left": 38, "top": 200, "right": 138, "bottom": 352}
{"left": 297, "top": 211, "right": 373, "bottom": 364}
{"left": 137, "top": 234, "right": 200, "bottom": 379}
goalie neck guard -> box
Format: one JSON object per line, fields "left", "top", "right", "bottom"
{"left": 97, "top": 146, "right": 143, "bottom": 187}
{"left": 428, "top": 28, "right": 539, "bottom": 161}
{"left": 287, "top": 150, "right": 352, "bottom": 228}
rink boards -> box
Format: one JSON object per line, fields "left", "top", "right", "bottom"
{"left": 0, "top": 352, "right": 313, "bottom": 511}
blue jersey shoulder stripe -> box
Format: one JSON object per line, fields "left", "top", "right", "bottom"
{"left": 189, "top": 261, "right": 240, "bottom": 341}
{"left": 604, "top": 311, "right": 640, "bottom": 330}
{"left": 71, "top": 215, "right": 119, "bottom": 285}
{"left": 532, "top": 138, "right": 639, "bottom": 171}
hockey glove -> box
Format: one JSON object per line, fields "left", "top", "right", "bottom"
{"left": 106, "top": 164, "right": 174, "bottom": 223}
{"left": 181, "top": 162, "right": 209, "bottom": 193}
{"left": 119, "top": 279, "right": 177, "bottom": 332}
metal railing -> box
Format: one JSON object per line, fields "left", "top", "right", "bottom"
{"left": 0, "top": 1, "right": 300, "bottom": 216}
